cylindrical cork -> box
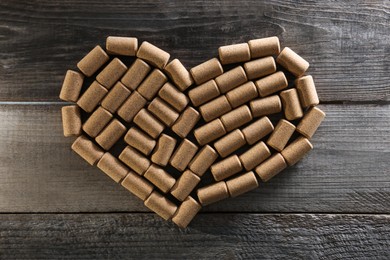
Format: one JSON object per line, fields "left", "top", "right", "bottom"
{"left": 121, "top": 58, "right": 151, "bottom": 90}
{"left": 101, "top": 81, "right": 131, "bottom": 113}
{"left": 214, "top": 129, "right": 246, "bottom": 158}
{"left": 106, "top": 36, "right": 138, "bottom": 56}
{"left": 244, "top": 56, "right": 276, "bottom": 80}
{"left": 250, "top": 95, "right": 282, "bottom": 118}
{"left": 211, "top": 154, "right": 243, "bottom": 181}
{"left": 77, "top": 81, "right": 108, "bottom": 113}
{"left": 117, "top": 91, "right": 147, "bottom": 122}
{"left": 226, "top": 81, "right": 258, "bottom": 109}
{"left": 226, "top": 171, "right": 259, "bottom": 197}
{"left": 280, "top": 88, "right": 303, "bottom": 120}
{"left": 220, "top": 105, "right": 253, "bottom": 132}
{"left": 144, "top": 191, "right": 177, "bottom": 220}
{"left": 137, "top": 69, "right": 168, "bottom": 101}
{"left": 164, "top": 59, "right": 193, "bottom": 91}
{"left": 82, "top": 106, "right": 113, "bottom": 138}
{"left": 151, "top": 134, "right": 177, "bottom": 166}
{"left": 218, "top": 43, "right": 251, "bottom": 65}
{"left": 71, "top": 135, "right": 104, "bottom": 165}
{"left": 188, "top": 80, "right": 220, "bottom": 107}
{"left": 267, "top": 119, "right": 296, "bottom": 152}
{"left": 62, "top": 105, "right": 82, "bottom": 137}
{"left": 189, "top": 145, "right": 218, "bottom": 177}
{"left": 97, "top": 152, "right": 129, "bottom": 183}
{"left": 190, "top": 58, "right": 224, "bottom": 85}
{"left": 248, "top": 36, "right": 280, "bottom": 58}
{"left": 158, "top": 82, "right": 189, "bottom": 112}
{"left": 136, "top": 41, "right": 170, "bottom": 69}
{"left": 277, "top": 47, "right": 309, "bottom": 77}
{"left": 124, "top": 127, "right": 156, "bottom": 156}
{"left": 171, "top": 170, "right": 201, "bottom": 201}
{"left": 255, "top": 153, "right": 287, "bottom": 182}
{"left": 170, "top": 139, "right": 198, "bottom": 172}
{"left": 172, "top": 106, "right": 200, "bottom": 138}
{"left": 148, "top": 97, "right": 179, "bottom": 126}
{"left": 144, "top": 164, "right": 176, "bottom": 193}
{"left": 199, "top": 95, "right": 232, "bottom": 122}
{"left": 242, "top": 117, "right": 274, "bottom": 145}
{"left": 239, "top": 141, "right": 271, "bottom": 171}
{"left": 77, "top": 45, "right": 109, "bottom": 77}
{"left": 281, "top": 137, "right": 313, "bottom": 166}
{"left": 215, "top": 66, "right": 248, "bottom": 94}
{"left": 172, "top": 196, "right": 201, "bottom": 228}
{"left": 59, "top": 70, "right": 84, "bottom": 102}
{"left": 133, "top": 108, "right": 165, "bottom": 139}
{"left": 96, "top": 58, "right": 127, "bottom": 89}
{"left": 197, "top": 181, "right": 229, "bottom": 206}
{"left": 121, "top": 170, "right": 154, "bottom": 200}
{"left": 297, "top": 107, "right": 325, "bottom": 139}
{"left": 295, "top": 75, "right": 319, "bottom": 108}
{"left": 255, "top": 71, "right": 288, "bottom": 97}
{"left": 95, "top": 119, "right": 127, "bottom": 150}
{"left": 194, "top": 119, "right": 227, "bottom": 146}
{"left": 119, "top": 146, "right": 151, "bottom": 175}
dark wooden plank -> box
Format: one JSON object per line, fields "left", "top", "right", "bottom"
{"left": 0, "top": 0, "right": 388, "bottom": 102}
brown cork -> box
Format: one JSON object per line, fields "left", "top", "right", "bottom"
{"left": 148, "top": 97, "right": 179, "bottom": 126}
{"left": 239, "top": 141, "right": 271, "bottom": 171}
{"left": 136, "top": 41, "right": 170, "bottom": 69}
{"left": 215, "top": 66, "right": 248, "bottom": 94}
{"left": 197, "top": 181, "right": 229, "bottom": 206}
{"left": 244, "top": 56, "right": 276, "bottom": 80}
{"left": 121, "top": 170, "right": 154, "bottom": 200}
{"left": 61, "top": 105, "right": 82, "bottom": 137}
{"left": 220, "top": 105, "right": 253, "bottom": 132}
{"left": 267, "top": 119, "right": 296, "bottom": 152}
{"left": 158, "top": 82, "right": 189, "bottom": 112}
{"left": 82, "top": 106, "right": 113, "bottom": 138}
{"left": 71, "top": 135, "right": 104, "bottom": 165}
{"left": 164, "top": 59, "right": 193, "bottom": 91}
{"left": 189, "top": 145, "right": 218, "bottom": 177}
{"left": 137, "top": 69, "right": 167, "bottom": 101}
{"left": 124, "top": 127, "right": 157, "bottom": 156}
{"left": 250, "top": 95, "right": 282, "bottom": 118}
{"left": 190, "top": 58, "right": 223, "bottom": 85}
{"left": 214, "top": 129, "right": 246, "bottom": 158}
{"left": 95, "top": 118, "right": 127, "bottom": 150}
{"left": 226, "top": 171, "right": 259, "bottom": 197}
{"left": 255, "top": 71, "right": 288, "bottom": 97}
{"left": 276, "top": 47, "right": 309, "bottom": 77}
{"left": 248, "top": 36, "right": 280, "bottom": 58}
{"left": 170, "top": 139, "right": 198, "bottom": 172}
{"left": 280, "top": 88, "right": 304, "bottom": 120}
{"left": 119, "top": 146, "right": 151, "bottom": 175}
{"left": 255, "top": 153, "right": 287, "bottom": 182}
{"left": 194, "top": 119, "right": 227, "bottom": 146}
{"left": 188, "top": 79, "right": 220, "bottom": 107}
{"left": 281, "top": 137, "right": 313, "bottom": 166}
{"left": 96, "top": 58, "right": 127, "bottom": 89}
{"left": 133, "top": 108, "right": 165, "bottom": 139}
{"left": 121, "top": 58, "right": 151, "bottom": 90}
{"left": 144, "top": 164, "right": 176, "bottom": 193}
{"left": 144, "top": 191, "right": 177, "bottom": 220}
{"left": 218, "top": 43, "right": 251, "bottom": 65}
{"left": 151, "top": 134, "right": 177, "bottom": 166}
{"left": 226, "top": 81, "right": 258, "bottom": 108}
{"left": 97, "top": 152, "right": 129, "bottom": 183}
{"left": 77, "top": 45, "right": 109, "bottom": 77}
{"left": 296, "top": 107, "right": 326, "bottom": 139}
{"left": 172, "top": 196, "right": 201, "bottom": 228}
{"left": 171, "top": 170, "right": 201, "bottom": 201}
{"left": 101, "top": 81, "right": 131, "bottom": 113}
{"left": 241, "top": 116, "right": 274, "bottom": 145}
{"left": 117, "top": 91, "right": 147, "bottom": 122}
{"left": 106, "top": 36, "right": 138, "bottom": 56}
{"left": 59, "top": 70, "right": 84, "bottom": 102}
{"left": 199, "top": 95, "right": 232, "bottom": 122}
{"left": 77, "top": 81, "right": 108, "bottom": 113}
{"left": 211, "top": 154, "right": 243, "bottom": 181}
{"left": 295, "top": 75, "right": 319, "bottom": 108}
{"left": 172, "top": 106, "right": 200, "bottom": 138}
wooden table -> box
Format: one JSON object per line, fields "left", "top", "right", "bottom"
{"left": 0, "top": 1, "right": 389, "bottom": 258}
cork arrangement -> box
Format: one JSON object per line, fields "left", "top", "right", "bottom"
{"left": 60, "top": 36, "right": 325, "bottom": 228}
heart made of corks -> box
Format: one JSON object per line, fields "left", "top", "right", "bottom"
{"left": 59, "top": 36, "right": 325, "bottom": 228}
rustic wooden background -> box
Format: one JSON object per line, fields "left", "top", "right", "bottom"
{"left": 0, "top": 0, "right": 389, "bottom": 259}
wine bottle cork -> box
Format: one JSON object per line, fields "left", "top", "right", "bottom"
{"left": 137, "top": 69, "right": 168, "bottom": 101}
{"left": 280, "top": 88, "right": 303, "bottom": 120}
{"left": 220, "top": 105, "right": 253, "bottom": 132}
{"left": 248, "top": 36, "right": 280, "bottom": 58}
{"left": 151, "top": 134, "right": 177, "bottom": 166}
{"left": 211, "top": 154, "right": 243, "bottom": 181}
{"left": 214, "top": 129, "right": 246, "bottom": 158}
{"left": 158, "top": 82, "right": 189, "bottom": 112}
{"left": 119, "top": 146, "right": 151, "bottom": 175}
{"left": 250, "top": 95, "right": 282, "bottom": 118}
{"left": 77, "top": 81, "right": 108, "bottom": 113}
{"left": 243, "top": 56, "right": 276, "bottom": 80}
{"left": 267, "top": 119, "right": 296, "bottom": 152}
{"left": 124, "top": 127, "right": 157, "bottom": 156}
{"left": 197, "top": 181, "right": 229, "bottom": 206}
{"left": 255, "top": 153, "right": 287, "bottom": 182}
{"left": 59, "top": 70, "right": 84, "bottom": 102}
{"left": 97, "top": 152, "right": 129, "bottom": 183}
{"left": 121, "top": 58, "right": 151, "bottom": 90}
{"left": 215, "top": 66, "right": 248, "bottom": 94}
{"left": 82, "top": 106, "right": 113, "bottom": 138}
{"left": 194, "top": 119, "right": 227, "bottom": 146}
{"left": 172, "top": 196, "right": 201, "bottom": 228}
{"left": 144, "top": 191, "right": 177, "bottom": 220}
{"left": 95, "top": 118, "right": 127, "bottom": 150}
{"left": 239, "top": 141, "right": 271, "bottom": 171}
{"left": 170, "top": 139, "right": 198, "bottom": 172}
{"left": 71, "top": 135, "right": 104, "bottom": 165}
{"left": 188, "top": 80, "right": 220, "bottom": 107}
{"left": 77, "top": 45, "right": 109, "bottom": 77}
{"left": 226, "top": 171, "right": 259, "bottom": 197}
{"left": 106, "top": 36, "right": 138, "bottom": 56}
{"left": 218, "top": 43, "right": 250, "bottom": 65}
{"left": 96, "top": 58, "right": 127, "bottom": 89}
{"left": 121, "top": 170, "right": 154, "bottom": 200}
{"left": 171, "top": 170, "right": 201, "bottom": 201}
{"left": 133, "top": 108, "right": 165, "bottom": 139}
{"left": 164, "top": 59, "right": 193, "bottom": 91}
{"left": 281, "top": 137, "right": 313, "bottom": 166}
{"left": 61, "top": 105, "right": 82, "bottom": 137}
{"left": 148, "top": 97, "right": 179, "bottom": 127}
{"left": 136, "top": 41, "right": 170, "bottom": 69}
{"left": 296, "top": 107, "right": 326, "bottom": 139}
{"left": 277, "top": 47, "right": 309, "bottom": 77}
{"left": 144, "top": 164, "right": 176, "bottom": 193}
{"left": 101, "top": 81, "right": 131, "bottom": 113}
{"left": 241, "top": 116, "right": 274, "bottom": 145}
{"left": 189, "top": 145, "right": 218, "bottom": 177}
{"left": 225, "top": 81, "right": 258, "bottom": 109}
{"left": 190, "top": 58, "right": 223, "bottom": 85}
{"left": 255, "top": 71, "right": 288, "bottom": 97}
{"left": 199, "top": 95, "right": 232, "bottom": 122}
{"left": 295, "top": 75, "right": 319, "bottom": 108}
{"left": 172, "top": 106, "right": 200, "bottom": 138}
{"left": 117, "top": 91, "right": 147, "bottom": 122}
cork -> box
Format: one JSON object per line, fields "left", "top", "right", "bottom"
{"left": 124, "top": 127, "right": 157, "bottom": 156}
{"left": 61, "top": 105, "right": 82, "bottom": 137}
{"left": 242, "top": 116, "right": 274, "bottom": 145}
{"left": 96, "top": 58, "right": 127, "bottom": 89}
{"left": 170, "top": 139, "right": 198, "bottom": 172}
{"left": 121, "top": 170, "right": 154, "bottom": 200}
{"left": 144, "top": 191, "right": 177, "bottom": 220}
{"left": 215, "top": 66, "right": 248, "bottom": 94}
{"left": 277, "top": 47, "right": 309, "bottom": 77}
{"left": 244, "top": 56, "right": 277, "bottom": 80}
{"left": 172, "top": 106, "right": 200, "bottom": 138}
{"left": 119, "top": 146, "right": 151, "bottom": 175}
{"left": 199, "top": 95, "right": 232, "bottom": 122}
{"left": 82, "top": 106, "right": 113, "bottom": 138}
{"left": 188, "top": 80, "right": 220, "bottom": 107}
{"left": 121, "top": 58, "right": 151, "bottom": 90}
{"left": 59, "top": 70, "right": 84, "bottom": 102}
{"left": 164, "top": 59, "right": 193, "bottom": 91}
{"left": 226, "top": 81, "right": 258, "bottom": 109}
{"left": 77, "top": 81, "right": 108, "bottom": 113}
{"left": 255, "top": 71, "right": 288, "bottom": 97}
{"left": 248, "top": 36, "right": 280, "bottom": 58}
{"left": 296, "top": 107, "right": 326, "bottom": 139}
{"left": 194, "top": 119, "right": 227, "bottom": 146}
{"left": 144, "top": 164, "right": 176, "bottom": 193}
{"left": 280, "top": 88, "right": 304, "bottom": 120}
{"left": 220, "top": 105, "right": 253, "bottom": 132}
{"left": 151, "top": 134, "right": 177, "bottom": 166}
{"left": 295, "top": 75, "right": 319, "bottom": 108}
{"left": 148, "top": 97, "right": 179, "bottom": 127}
{"left": 218, "top": 43, "right": 251, "bottom": 65}
{"left": 250, "top": 95, "right": 282, "bottom": 118}
{"left": 137, "top": 69, "right": 168, "bottom": 101}
{"left": 189, "top": 145, "right": 218, "bottom": 177}
{"left": 101, "top": 81, "right": 131, "bottom": 113}
{"left": 133, "top": 108, "right": 165, "bottom": 139}
{"left": 281, "top": 137, "right": 313, "bottom": 166}
{"left": 97, "top": 152, "right": 129, "bottom": 183}
{"left": 95, "top": 118, "right": 127, "bottom": 150}
{"left": 190, "top": 58, "right": 223, "bottom": 85}
{"left": 71, "top": 135, "right": 104, "bottom": 165}
{"left": 214, "top": 129, "right": 246, "bottom": 158}
{"left": 171, "top": 170, "right": 201, "bottom": 201}
{"left": 255, "top": 153, "right": 287, "bottom": 182}
{"left": 239, "top": 141, "right": 271, "bottom": 171}
{"left": 136, "top": 41, "right": 170, "bottom": 69}
{"left": 77, "top": 45, "right": 109, "bottom": 77}
{"left": 267, "top": 119, "right": 296, "bottom": 152}
{"left": 117, "top": 91, "right": 147, "bottom": 122}
{"left": 106, "top": 36, "right": 138, "bottom": 56}
{"left": 158, "top": 82, "right": 189, "bottom": 112}
{"left": 197, "top": 181, "right": 229, "bottom": 206}
{"left": 226, "top": 171, "right": 259, "bottom": 197}
{"left": 211, "top": 154, "right": 243, "bottom": 181}
{"left": 172, "top": 196, "right": 201, "bottom": 228}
